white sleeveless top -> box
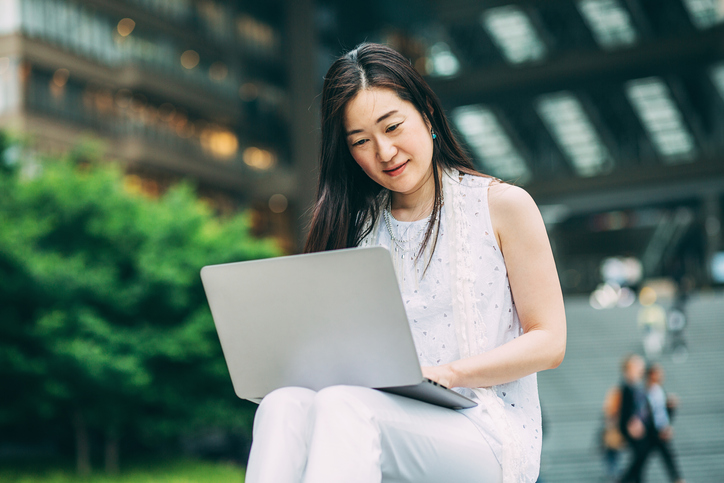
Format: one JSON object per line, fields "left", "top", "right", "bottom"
{"left": 361, "top": 173, "right": 541, "bottom": 483}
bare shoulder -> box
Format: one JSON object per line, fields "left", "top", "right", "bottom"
{"left": 487, "top": 181, "right": 545, "bottom": 251}
{"left": 488, "top": 181, "right": 540, "bottom": 221}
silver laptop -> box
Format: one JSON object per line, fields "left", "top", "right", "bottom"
{"left": 200, "top": 246, "right": 476, "bottom": 410}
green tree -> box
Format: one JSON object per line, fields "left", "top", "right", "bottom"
{"left": 0, "top": 137, "right": 280, "bottom": 474}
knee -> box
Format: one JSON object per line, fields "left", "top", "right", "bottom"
{"left": 256, "top": 387, "right": 316, "bottom": 422}
{"left": 314, "top": 385, "right": 366, "bottom": 407}
{"left": 312, "top": 385, "right": 376, "bottom": 423}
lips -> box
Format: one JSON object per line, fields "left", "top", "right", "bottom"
{"left": 383, "top": 161, "right": 408, "bottom": 177}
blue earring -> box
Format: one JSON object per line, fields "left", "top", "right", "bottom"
{"left": 432, "top": 132, "right": 437, "bottom": 140}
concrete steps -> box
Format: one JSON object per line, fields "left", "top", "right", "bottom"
{"left": 537, "top": 292, "right": 724, "bottom": 482}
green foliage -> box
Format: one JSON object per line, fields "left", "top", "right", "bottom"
{"left": 0, "top": 139, "right": 280, "bottom": 457}
{"left": 0, "top": 459, "right": 246, "bottom": 482}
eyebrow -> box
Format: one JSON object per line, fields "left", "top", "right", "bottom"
{"left": 346, "top": 110, "right": 399, "bottom": 137}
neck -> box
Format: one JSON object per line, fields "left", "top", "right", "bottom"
{"left": 389, "top": 168, "right": 437, "bottom": 222}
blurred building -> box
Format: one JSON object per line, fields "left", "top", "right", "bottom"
{"left": 318, "top": 0, "right": 724, "bottom": 291}
{"left": 0, "top": 0, "right": 319, "bottom": 252}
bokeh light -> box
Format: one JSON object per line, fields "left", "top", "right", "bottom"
{"left": 268, "top": 194, "right": 288, "bottom": 213}
{"left": 639, "top": 286, "right": 657, "bottom": 306}
{"left": 52, "top": 68, "right": 69, "bottom": 87}
{"left": 117, "top": 18, "right": 136, "bottom": 37}
{"left": 200, "top": 128, "right": 239, "bottom": 159}
{"left": 180, "top": 50, "right": 200, "bottom": 69}
{"left": 243, "top": 147, "right": 275, "bottom": 170}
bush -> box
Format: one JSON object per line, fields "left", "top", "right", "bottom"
{"left": 0, "top": 137, "right": 280, "bottom": 473}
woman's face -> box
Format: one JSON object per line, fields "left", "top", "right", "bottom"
{"left": 626, "top": 356, "right": 645, "bottom": 382}
{"left": 343, "top": 87, "right": 434, "bottom": 201}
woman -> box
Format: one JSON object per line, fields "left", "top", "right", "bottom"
{"left": 246, "top": 43, "right": 566, "bottom": 483}
{"left": 618, "top": 354, "right": 650, "bottom": 483}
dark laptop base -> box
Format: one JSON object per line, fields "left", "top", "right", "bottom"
{"left": 378, "top": 379, "right": 477, "bottom": 410}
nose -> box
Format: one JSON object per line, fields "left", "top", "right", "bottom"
{"left": 376, "top": 136, "right": 398, "bottom": 163}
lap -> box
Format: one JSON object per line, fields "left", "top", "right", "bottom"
{"left": 264, "top": 386, "right": 502, "bottom": 483}
{"left": 315, "top": 385, "right": 484, "bottom": 440}
{"left": 349, "top": 388, "right": 500, "bottom": 483}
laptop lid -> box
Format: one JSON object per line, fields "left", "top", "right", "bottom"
{"left": 200, "top": 247, "right": 425, "bottom": 401}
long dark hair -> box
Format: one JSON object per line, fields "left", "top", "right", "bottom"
{"left": 304, "top": 42, "right": 482, "bottom": 256}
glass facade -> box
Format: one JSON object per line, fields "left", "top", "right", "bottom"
{"left": 126, "top": 0, "right": 194, "bottom": 23}
{"left": 24, "top": 66, "right": 228, "bottom": 162}
{"left": 0, "top": 0, "right": 290, "bottom": 172}
{"left": 18, "top": 0, "right": 237, "bottom": 97}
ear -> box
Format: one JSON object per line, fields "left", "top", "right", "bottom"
{"left": 426, "top": 98, "right": 435, "bottom": 116}
{"left": 424, "top": 99, "right": 435, "bottom": 130}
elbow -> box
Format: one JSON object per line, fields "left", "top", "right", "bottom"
{"left": 549, "top": 346, "right": 565, "bottom": 369}
{"left": 548, "top": 335, "right": 567, "bottom": 369}
{"left": 525, "top": 319, "right": 567, "bottom": 371}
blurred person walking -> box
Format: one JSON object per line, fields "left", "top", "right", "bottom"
{"left": 600, "top": 383, "right": 625, "bottom": 480}
{"left": 645, "top": 364, "right": 685, "bottom": 483}
{"left": 618, "top": 354, "right": 652, "bottom": 483}
{"left": 244, "top": 43, "right": 567, "bottom": 483}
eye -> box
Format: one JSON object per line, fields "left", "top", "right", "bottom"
{"left": 352, "top": 138, "right": 367, "bottom": 147}
{"left": 387, "top": 123, "right": 401, "bottom": 133}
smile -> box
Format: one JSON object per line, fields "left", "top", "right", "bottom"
{"left": 383, "top": 161, "right": 408, "bottom": 177}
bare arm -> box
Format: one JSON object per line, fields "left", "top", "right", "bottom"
{"left": 422, "top": 183, "right": 567, "bottom": 388}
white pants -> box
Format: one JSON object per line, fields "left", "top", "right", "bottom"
{"left": 245, "top": 385, "right": 502, "bottom": 483}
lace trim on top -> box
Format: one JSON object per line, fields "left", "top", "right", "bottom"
{"left": 442, "top": 171, "right": 526, "bottom": 483}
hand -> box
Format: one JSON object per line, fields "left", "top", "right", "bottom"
{"left": 667, "top": 394, "right": 679, "bottom": 409}
{"left": 421, "top": 364, "right": 456, "bottom": 389}
{"left": 660, "top": 426, "right": 673, "bottom": 440}
{"left": 627, "top": 417, "right": 645, "bottom": 440}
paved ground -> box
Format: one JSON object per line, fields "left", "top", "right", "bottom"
{"left": 537, "top": 291, "right": 724, "bottom": 483}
